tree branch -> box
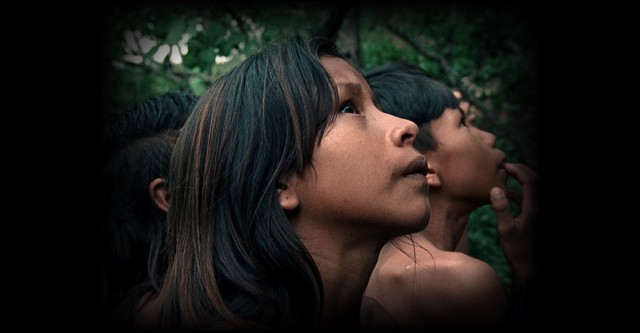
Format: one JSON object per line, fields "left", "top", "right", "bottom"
{"left": 339, "top": 3, "right": 363, "bottom": 68}
{"left": 313, "top": 3, "right": 351, "bottom": 42}
{"left": 224, "top": 4, "right": 246, "bottom": 34}
{"left": 386, "top": 23, "right": 537, "bottom": 165}
{"left": 385, "top": 24, "right": 492, "bottom": 118}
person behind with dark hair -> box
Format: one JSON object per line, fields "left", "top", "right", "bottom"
{"left": 134, "top": 36, "right": 432, "bottom": 330}
{"left": 100, "top": 91, "right": 198, "bottom": 329}
{"left": 361, "top": 61, "right": 538, "bottom": 329}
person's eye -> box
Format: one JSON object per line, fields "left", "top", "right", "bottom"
{"left": 340, "top": 101, "right": 359, "bottom": 114}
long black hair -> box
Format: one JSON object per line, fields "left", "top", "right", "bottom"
{"left": 100, "top": 92, "right": 197, "bottom": 328}
{"left": 152, "top": 35, "right": 346, "bottom": 330}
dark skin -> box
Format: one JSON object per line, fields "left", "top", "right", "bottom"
{"left": 490, "top": 163, "right": 538, "bottom": 287}
{"left": 136, "top": 55, "right": 432, "bottom": 328}
{"left": 362, "top": 101, "right": 539, "bottom": 329}
{"left": 281, "top": 55, "right": 431, "bottom": 325}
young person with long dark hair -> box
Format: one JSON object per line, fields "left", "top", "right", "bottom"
{"left": 135, "top": 36, "right": 432, "bottom": 330}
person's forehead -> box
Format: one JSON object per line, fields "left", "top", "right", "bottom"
{"left": 320, "top": 56, "right": 366, "bottom": 94}
{"left": 320, "top": 57, "right": 360, "bottom": 82}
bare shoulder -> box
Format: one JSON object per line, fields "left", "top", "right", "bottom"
{"left": 363, "top": 240, "right": 430, "bottom": 328}
{"left": 364, "top": 239, "right": 507, "bottom": 329}
{"left": 435, "top": 252, "right": 504, "bottom": 292}
{"left": 433, "top": 251, "right": 503, "bottom": 288}
{"left": 416, "top": 251, "right": 507, "bottom": 327}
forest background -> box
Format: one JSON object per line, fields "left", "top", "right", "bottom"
{"left": 100, "top": 1, "right": 541, "bottom": 296}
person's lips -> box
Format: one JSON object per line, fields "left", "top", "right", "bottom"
{"left": 404, "top": 155, "right": 428, "bottom": 178}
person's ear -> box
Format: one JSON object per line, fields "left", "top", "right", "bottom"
{"left": 426, "top": 163, "right": 441, "bottom": 188}
{"left": 149, "top": 178, "right": 170, "bottom": 213}
{"left": 277, "top": 181, "right": 300, "bottom": 212}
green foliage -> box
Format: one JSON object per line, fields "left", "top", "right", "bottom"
{"left": 101, "top": 2, "right": 539, "bottom": 292}
{"left": 360, "top": 27, "right": 422, "bottom": 71}
{"left": 467, "top": 205, "right": 513, "bottom": 294}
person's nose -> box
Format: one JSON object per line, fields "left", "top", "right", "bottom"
{"left": 479, "top": 127, "right": 497, "bottom": 147}
{"left": 386, "top": 114, "right": 419, "bottom": 147}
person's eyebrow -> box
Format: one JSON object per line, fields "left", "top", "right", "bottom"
{"left": 335, "top": 82, "right": 362, "bottom": 97}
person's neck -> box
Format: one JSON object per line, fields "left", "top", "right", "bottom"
{"left": 422, "top": 197, "right": 473, "bottom": 251}
{"left": 297, "top": 223, "right": 384, "bottom": 327}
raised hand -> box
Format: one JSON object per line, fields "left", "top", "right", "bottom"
{"left": 490, "top": 163, "right": 539, "bottom": 286}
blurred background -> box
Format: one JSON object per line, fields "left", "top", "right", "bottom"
{"left": 100, "top": 1, "right": 540, "bottom": 296}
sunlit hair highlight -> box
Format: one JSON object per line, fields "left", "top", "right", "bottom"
{"left": 153, "top": 35, "right": 346, "bottom": 330}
